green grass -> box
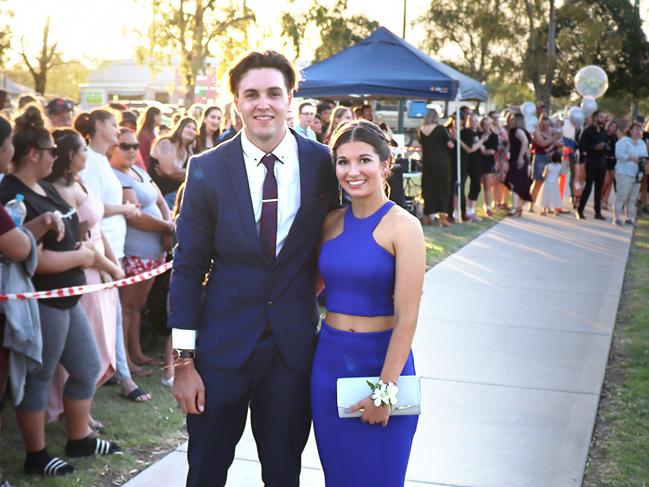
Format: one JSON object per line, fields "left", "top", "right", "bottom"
{"left": 422, "top": 195, "right": 507, "bottom": 268}
{"left": 583, "top": 214, "right": 649, "bottom": 486}
{"left": 0, "top": 195, "right": 507, "bottom": 486}
{"left": 0, "top": 339, "right": 186, "bottom": 487}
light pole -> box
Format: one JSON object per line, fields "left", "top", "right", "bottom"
{"left": 397, "top": 0, "right": 406, "bottom": 134}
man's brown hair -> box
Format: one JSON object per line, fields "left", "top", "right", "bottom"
{"left": 228, "top": 50, "right": 297, "bottom": 96}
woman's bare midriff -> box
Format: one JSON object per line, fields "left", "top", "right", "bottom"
{"left": 324, "top": 312, "right": 395, "bottom": 333}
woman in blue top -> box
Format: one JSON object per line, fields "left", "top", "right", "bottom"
{"left": 313, "top": 120, "right": 426, "bottom": 486}
{"left": 111, "top": 128, "right": 174, "bottom": 370}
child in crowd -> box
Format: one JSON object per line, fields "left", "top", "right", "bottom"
{"left": 538, "top": 151, "right": 563, "bottom": 215}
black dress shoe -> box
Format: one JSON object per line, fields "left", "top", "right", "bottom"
{"left": 594, "top": 214, "right": 606, "bottom": 221}
{"left": 576, "top": 211, "right": 586, "bottom": 220}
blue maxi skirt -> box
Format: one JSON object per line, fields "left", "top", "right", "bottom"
{"left": 311, "top": 320, "right": 418, "bottom": 487}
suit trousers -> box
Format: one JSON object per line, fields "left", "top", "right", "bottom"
{"left": 578, "top": 162, "right": 606, "bottom": 215}
{"left": 186, "top": 332, "right": 312, "bottom": 487}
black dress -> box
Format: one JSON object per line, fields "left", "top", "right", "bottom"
{"left": 419, "top": 125, "right": 452, "bottom": 215}
{"left": 505, "top": 128, "right": 532, "bottom": 201}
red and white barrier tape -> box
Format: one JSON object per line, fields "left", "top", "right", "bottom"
{"left": 0, "top": 261, "right": 173, "bottom": 301}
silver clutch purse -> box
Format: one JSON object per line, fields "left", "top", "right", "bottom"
{"left": 336, "top": 375, "right": 421, "bottom": 418}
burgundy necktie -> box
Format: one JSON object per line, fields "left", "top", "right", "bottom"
{"left": 259, "top": 153, "right": 278, "bottom": 262}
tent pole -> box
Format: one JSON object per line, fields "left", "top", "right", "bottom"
{"left": 456, "top": 91, "right": 462, "bottom": 224}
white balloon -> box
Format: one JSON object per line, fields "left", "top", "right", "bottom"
{"left": 569, "top": 107, "right": 585, "bottom": 129}
{"left": 521, "top": 101, "right": 536, "bottom": 118}
{"left": 562, "top": 119, "right": 576, "bottom": 140}
{"left": 525, "top": 115, "right": 539, "bottom": 133}
{"left": 574, "top": 65, "right": 609, "bottom": 98}
{"left": 581, "top": 96, "right": 597, "bottom": 117}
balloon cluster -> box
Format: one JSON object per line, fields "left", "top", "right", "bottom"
{"left": 521, "top": 101, "right": 538, "bottom": 132}
{"left": 562, "top": 65, "right": 608, "bottom": 141}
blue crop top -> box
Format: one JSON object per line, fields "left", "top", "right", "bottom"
{"left": 318, "top": 201, "right": 396, "bottom": 317}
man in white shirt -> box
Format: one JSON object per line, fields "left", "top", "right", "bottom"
{"left": 168, "top": 50, "right": 338, "bottom": 487}
{"left": 294, "top": 101, "right": 318, "bottom": 141}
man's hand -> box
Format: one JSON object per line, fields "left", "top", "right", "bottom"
{"left": 172, "top": 361, "right": 205, "bottom": 415}
{"left": 595, "top": 142, "right": 606, "bottom": 151}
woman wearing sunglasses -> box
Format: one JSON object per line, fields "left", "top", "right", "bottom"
{"left": 110, "top": 128, "right": 174, "bottom": 374}
{"left": 0, "top": 106, "right": 121, "bottom": 477}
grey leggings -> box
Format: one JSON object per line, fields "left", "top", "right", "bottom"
{"left": 18, "top": 302, "right": 101, "bottom": 412}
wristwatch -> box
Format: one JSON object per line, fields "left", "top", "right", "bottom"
{"left": 172, "top": 349, "right": 196, "bottom": 361}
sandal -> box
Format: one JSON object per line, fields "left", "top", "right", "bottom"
{"left": 121, "top": 387, "right": 151, "bottom": 402}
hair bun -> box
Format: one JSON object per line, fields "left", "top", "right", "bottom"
{"left": 14, "top": 105, "right": 45, "bottom": 132}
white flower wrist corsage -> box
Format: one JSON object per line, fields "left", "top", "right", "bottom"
{"left": 366, "top": 379, "right": 399, "bottom": 408}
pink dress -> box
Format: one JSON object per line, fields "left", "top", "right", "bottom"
{"left": 47, "top": 190, "right": 117, "bottom": 421}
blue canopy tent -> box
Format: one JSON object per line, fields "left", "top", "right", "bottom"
{"left": 296, "top": 27, "right": 488, "bottom": 222}
{"left": 296, "top": 26, "right": 488, "bottom": 101}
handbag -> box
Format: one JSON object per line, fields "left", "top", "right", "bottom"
{"left": 336, "top": 375, "right": 421, "bottom": 418}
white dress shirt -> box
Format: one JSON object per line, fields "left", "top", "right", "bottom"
{"left": 173, "top": 128, "right": 301, "bottom": 350}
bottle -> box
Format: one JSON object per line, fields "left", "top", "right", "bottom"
{"left": 5, "top": 193, "right": 27, "bottom": 227}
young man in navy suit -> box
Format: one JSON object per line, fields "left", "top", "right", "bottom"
{"left": 168, "top": 51, "right": 339, "bottom": 486}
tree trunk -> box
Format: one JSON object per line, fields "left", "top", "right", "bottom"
{"left": 544, "top": 0, "right": 557, "bottom": 111}
{"left": 34, "top": 73, "right": 46, "bottom": 95}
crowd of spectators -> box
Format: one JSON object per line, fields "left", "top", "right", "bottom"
{"left": 418, "top": 102, "right": 649, "bottom": 226}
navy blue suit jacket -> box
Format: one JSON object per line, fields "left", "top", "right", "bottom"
{"left": 167, "top": 130, "right": 339, "bottom": 370}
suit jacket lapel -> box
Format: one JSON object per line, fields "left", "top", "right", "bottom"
{"left": 224, "top": 135, "right": 262, "bottom": 254}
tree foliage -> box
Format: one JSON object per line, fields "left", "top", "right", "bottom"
{"left": 0, "top": 1, "right": 12, "bottom": 68}
{"left": 419, "top": 0, "right": 649, "bottom": 109}
{"left": 138, "top": 0, "right": 255, "bottom": 107}
{"left": 18, "top": 17, "right": 64, "bottom": 95}
{"left": 281, "top": 0, "right": 379, "bottom": 62}
{"left": 418, "top": 0, "right": 520, "bottom": 82}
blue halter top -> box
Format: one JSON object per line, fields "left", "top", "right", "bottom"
{"left": 318, "top": 201, "right": 396, "bottom": 317}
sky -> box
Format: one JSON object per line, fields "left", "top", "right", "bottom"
{"left": 6, "top": 0, "right": 649, "bottom": 68}
{"left": 4, "top": 0, "right": 429, "bottom": 66}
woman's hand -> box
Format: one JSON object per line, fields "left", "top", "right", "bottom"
{"left": 161, "top": 232, "right": 174, "bottom": 252}
{"left": 516, "top": 158, "right": 525, "bottom": 170}
{"left": 349, "top": 396, "right": 391, "bottom": 427}
{"left": 122, "top": 203, "right": 141, "bottom": 219}
{"left": 76, "top": 241, "right": 96, "bottom": 268}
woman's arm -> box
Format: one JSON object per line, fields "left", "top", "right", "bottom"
{"left": 379, "top": 214, "right": 426, "bottom": 384}
{"left": 153, "top": 139, "right": 186, "bottom": 182}
{"left": 23, "top": 211, "right": 65, "bottom": 242}
{"left": 122, "top": 188, "right": 174, "bottom": 233}
{"left": 0, "top": 227, "right": 33, "bottom": 262}
{"left": 36, "top": 244, "right": 95, "bottom": 274}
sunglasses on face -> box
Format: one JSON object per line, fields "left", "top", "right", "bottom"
{"left": 119, "top": 143, "right": 140, "bottom": 151}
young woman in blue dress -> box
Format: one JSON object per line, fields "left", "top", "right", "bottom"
{"left": 312, "top": 120, "right": 426, "bottom": 486}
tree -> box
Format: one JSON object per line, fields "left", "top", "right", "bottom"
{"left": 18, "top": 17, "right": 64, "bottom": 95}
{"left": 520, "top": 0, "right": 556, "bottom": 108}
{"left": 281, "top": 0, "right": 379, "bottom": 62}
{"left": 138, "top": 0, "right": 255, "bottom": 107}
{"left": 0, "top": 1, "right": 12, "bottom": 68}
{"left": 418, "top": 0, "right": 519, "bottom": 82}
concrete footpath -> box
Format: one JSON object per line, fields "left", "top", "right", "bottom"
{"left": 124, "top": 208, "right": 633, "bottom": 487}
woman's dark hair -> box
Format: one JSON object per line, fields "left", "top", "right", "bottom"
{"left": 330, "top": 120, "right": 393, "bottom": 194}
{"left": 196, "top": 106, "right": 222, "bottom": 153}
{"left": 229, "top": 50, "right": 297, "bottom": 96}
{"left": 74, "top": 109, "right": 114, "bottom": 142}
{"left": 627, "top": 121, "right": 643, "bottom": 136}
{"left": 12, "top": 105, "right": 51, "bottom": 167}
{"left": 46, "top": 128, "right": 85, "bottom": 186}
{"left": 137, "top": 106, "right": 161, "bottom": 136}
{"left": 0, "top": 115, "right": 11, "bottom": 147}
{"left": 0, "top": 90, "right": 9, "bottom": 109}
{"left": 165, "top": 116, "right": 196, "bottom": 147}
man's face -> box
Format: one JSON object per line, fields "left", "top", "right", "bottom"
{"left": 234, "top": 68, "right": 292, "bottom": 147}
{"left": 298, "top": 105, "right": 315, "bottom": 129}
{"left": 50, "top": 110, "right": 73, "bottom": 128}
{"left": 595, "top": 112, "right": 605, "bottom": 126}
{"left": 361, "top": 106, "right": 373, "bottom": 121}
